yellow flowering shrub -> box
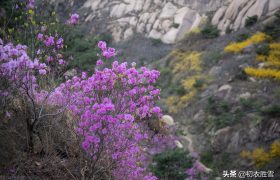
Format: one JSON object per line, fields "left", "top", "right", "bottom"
{"left": 165, "top": 91, "right": 198, "bottom": 113}
{"left": 170, "top": 50, "right": 202, "bottom": 75}
{"left": 245, "top": 42, "right": 280, "bottom": 80}
{"left": 182, "top": 75, "right": 206, "bottom": 89}
{"left": 165, "top": 51, "right": 208, "bottom": 113}
{"left": 166, "top": 75, "right": 206, "bottom": 113}
{"left": 190, "top": 27, "right": 201, "bottom": 34}
{"left": 244, "top": 67, "right": 280, "bottom": 80}
{"left": 267, "top": 50, "right": 280, "bottom": 67}
{"left": 240, "top": 140, "right": 280, "bottom": 167}
{"left": 165, "top": 95, "right": 180, "bottom": 113}
{"left": 224, "top": 32, "right": 271, "bottom": 53}
{"left": 269, "top": 43, "right": 280, "bottom": 50}
{"left": 270, "top": 140, "right": 280, "bottom": 157}
{"left": 256, "top": 55, "right": 266, "bottom": 61}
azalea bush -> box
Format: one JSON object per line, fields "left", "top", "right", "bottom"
{"left": 0, "top": 1, "right": 182, "bottom": 179}
{"left": 46, "top": 41, "right": 165, "bottom": 179}
{"left": 0, "top": 9, "right": 77, "bottom": 153}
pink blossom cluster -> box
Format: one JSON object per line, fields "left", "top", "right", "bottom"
{"left": 68, "top": 13, "right": 79, "bottom": 25}
{"left": 97, "top": 41, "right": 116, "bottom": 58}
{"left": 45, "top": 43, "right": 163, "bottom": 179}
{"left": 27, "top": 0, "right": 35, "bottom": 9}
{"left": 36, "top": 33, "right": 66, "bottom": 66}
{"left": 37, "top": 33, "right": 64, "bottom": 49}
{"left": 0, "top": 38, "right": 48, "bottom": 80}
{"left": 0, "top": 38, "right": 51, "bottom": 113}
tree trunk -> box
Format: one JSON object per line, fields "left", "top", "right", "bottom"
{"left": 26, "top": 117, "right": 34, "bottom": 154}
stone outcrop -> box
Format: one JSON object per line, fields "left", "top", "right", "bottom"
{"left": 53, "top": 0, "right": 280, "bottom": 43}
{"left": 81, "top": 0, "right": 210, "bottom": 44}
{"left": 212, "top": 0, "right": 280, "bottom": 34}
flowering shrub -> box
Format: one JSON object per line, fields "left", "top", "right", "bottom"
{"left": 0, "top": 1, "right": 181, "bottom": 179}
{"left": 165, "top": 50, "right": 208, "bottom": 113}
{"left": 240, "top": 140, "right": 280, "bottom": 167}
{"left": 224, "top": 32, "right": 271, "bottom": 53}
{"left": 68, "top": 13, "right": 79, "bottom": 25}
{"left": 44, "top": 41, "right": 165, "bottom": 179}
{"left": 244, "top": 42, "right": 280, "bottom": 80}
{"left": 244, "top": 67, "right": 280, "bottom": 80}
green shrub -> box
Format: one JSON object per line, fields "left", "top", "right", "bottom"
{"left": 261, "top": 105, "right": 280, "bottom": 118}
{"left": 206, "top": 97, "right": 229, "bottom": 115}
{"left": 193, "top": 79, "right": 204, "bottom": 89}
{"left": 200, "top": 151, "right": 214, "bottom": 166}
{"left": 206, "top": 97, "right": 244, "bottom": 129}
{"left": 63, "top": 30, "right": 111, "bottom": 71}
{"left": 240, "top": 98, "right": 263, "bottom": 113}
{"left": 263, "top": 24, "right": 280, "bottom": 39}
{"left": 235, "top": 70, "right": 248, "bottom": 80}
{"left": 173, "top": 23, "right": 180, "bottom": 28}
{"left": 240, "top": 98, "right": 255, "bottom": 110}
{"left": 156, "top": 68, "right": 172, "bottom": 89}
{"left": 150, "top": 149, "right": 193, "bottom": 180}
{"left": 201, "top": 24, "right": 220, "bottom": 38}
{"left": 256, "top": 44, "right": 270, "bottom": 55}
{"left": 99, "top": 33, "right": 112, "bottom": 43}
{"left": 151, "top": 38, "right": 162, "bottom": 46}
{"left": 203, "top": 51, "right": 223, "bottom": 65}
{"left": 263, "top": 10, "right": 280, "bottom": 38}
{"left": 171, "top": 85, "right": 186, "bottom": 96}
{"left": 208, "top": 114, "right": 234, "bottom": 129}
{"left": 236, "top": 33, "right": 250, "bottom": 42}
{"left": 245, "top": 15, "right": 258, "bottom": 27}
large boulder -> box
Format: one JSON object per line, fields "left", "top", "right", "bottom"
{"left": 160, "top": 115, "right": 175, "bottom": 126}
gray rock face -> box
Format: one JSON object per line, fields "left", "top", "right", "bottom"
{"left": 54, "top": 0, "right": 280, "bottom": 43}
{"left": 52, "top": 1, "right": 198, "bottom": 42}
{"left": 213, "top": 0, "right": 280, "bottom": 34}
{"left": 80, "top": 0, "right": 207, "bottom": 44}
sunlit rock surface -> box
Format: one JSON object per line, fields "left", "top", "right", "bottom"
{"left": 52, "top": 0, "right": 280, "bottom": 43}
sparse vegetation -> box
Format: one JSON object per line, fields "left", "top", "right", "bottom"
{"left": 204, "top": 51, "right": 223, "bottom": 66}
{"left": 206, "top": 97, "right": 244, "bottom": 129}
{"left": 245, "top": 42, "right": 280, "bottom": 80}
{"left": 245, "top": 15, "right": 258, "bottom": 27}
{"left": 193, "top": 79, "right": 205, "bottom": 89}
{"left": 263, "top": 10, "right": 280, "bottom": 38}
{"left": 201, "top": 151, "right": 231, "bottom": 178}
{"left": 151, "top": 38, "right": 162, "bottom": 46}
{"left": 261, "top": 105, "right": 280, "bottom": 118}
{"left": 150, "top": 149, "right": 193, "bottom": 180}
{"left": 235, "top": 70, "right": 248, "bottom": 80}
{"left": 236, "top": 33, "right": 250, "bottom": 42}
{"left": 256, "top": 44, "right": 270, "bottom": 55}
{"left": 165, "top": 50, "right": 208, "bottom": 113}
{"left": 172, "top": 23, "right": 180, "bottom": 28}
{"left": 201, "top": 23, "right": 220, "bottom": 38}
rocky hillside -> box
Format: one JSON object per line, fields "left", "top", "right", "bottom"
{"left": 154, "top": 11, "right": 280, "bottom": 178}
{"left": 53, "top": 0, "right": 280, "bottom": 44}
